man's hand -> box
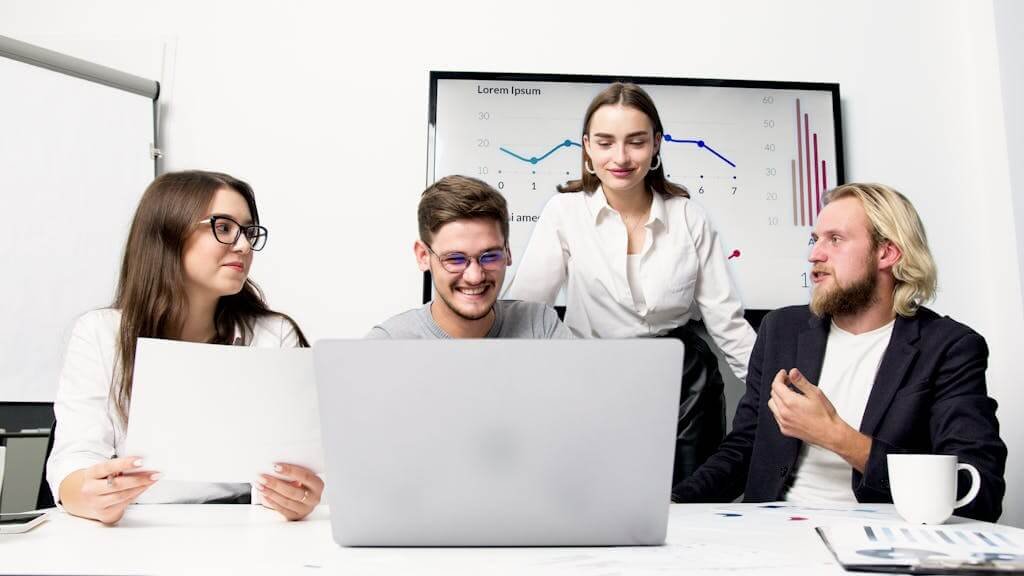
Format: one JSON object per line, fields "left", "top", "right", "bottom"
{"left": 767, "top": 368, "right": 871, "bottom": 471}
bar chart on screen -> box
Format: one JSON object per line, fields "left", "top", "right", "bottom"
{"left": 430, "top": 75, "right": 842, "bottom": 309}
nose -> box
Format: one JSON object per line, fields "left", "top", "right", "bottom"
{"left": 461, "top": 257, "right": 485, "bottom": 283}
{"left": 232, "top": 232, "right": 252, "bottom": 254}
{"left": 613, "top": 143, "right": 629, "bottom": 165}
{"left": 808, "top": 238, "right": 825, "bottom": 263}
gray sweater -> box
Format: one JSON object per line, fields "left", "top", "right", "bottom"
{"left": 368, "top": 300, "right": 572, "bottom": 339}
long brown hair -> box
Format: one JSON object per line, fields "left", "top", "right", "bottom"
{"left": 111, "top": 170, "right": 308, "bottom": 426}
{"left": 559, "top": 82, "right": 689, "bottom": 198}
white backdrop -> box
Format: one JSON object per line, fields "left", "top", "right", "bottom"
{"left": 1, "top": 0, "right": 1020, "bottom": 526}
{"left": 0, "top": 54, "right": 153, "bottom": 401}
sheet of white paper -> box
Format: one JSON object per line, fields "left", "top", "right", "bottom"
{"left": 124, "top": 338, "right": 323, "bottom": 482}
{"left": 712, "top": 502, "right": 902, "bottom": 525}
{"left": 820, "top": 522, "right": 1024, "bottom": 568}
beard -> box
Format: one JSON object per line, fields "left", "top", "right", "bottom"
{"left": 810, "top": 261, "right": 878, "bottom": 318}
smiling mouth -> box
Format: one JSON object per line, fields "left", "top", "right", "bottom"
{"left": 811, "top": 269, "right": 830, "bottom": 282}
{"left": 456, "top": 285, "right": 489, "bottom": 296}
{"left": 608, "top": 167, "right": 635, "bottom": 176}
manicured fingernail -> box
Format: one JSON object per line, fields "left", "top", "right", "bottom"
{"left": 274, "top": 464, "right": 283, "bottom": 473}
{"left": 133, "top": 459, "right": 144, "bottom": 467}
{"left": 150, "top": 473, "right": 162, "bottom": 481}
{"left": 257, "top": 476, "right": 268, "bottom": 485}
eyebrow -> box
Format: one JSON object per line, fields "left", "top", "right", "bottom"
{"left": 591, "top": 131, "right": 650, "bottom": 139}
{"left": 210, "top": 213, "right": 254, "bottom": 226}
{"left": 442, "top": 245, "right": 505, "bottom": 255}
{"left": 812, "top": 228, "right": 845, "bottom": 239}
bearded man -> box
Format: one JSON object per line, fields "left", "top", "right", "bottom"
{"left": 674, "top": 183, "right": 1006, "bottom": 522}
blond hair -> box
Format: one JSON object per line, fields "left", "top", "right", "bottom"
{"left": 823, "top": 183, "right": 937, "bottom": 316}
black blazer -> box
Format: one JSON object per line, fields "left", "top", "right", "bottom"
{"left": 674, "top": 305, "right": 1007, "bottom": 522}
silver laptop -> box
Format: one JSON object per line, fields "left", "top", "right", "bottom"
{"left": 313, "top": 339, "right": 683, "bottom": 547}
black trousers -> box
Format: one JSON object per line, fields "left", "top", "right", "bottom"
{"left": 658, "top": 321, "right": 727, "bottom": 497}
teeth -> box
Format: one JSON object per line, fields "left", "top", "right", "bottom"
{"left": 458, "top": 287, "right": 486, "bottom": 295}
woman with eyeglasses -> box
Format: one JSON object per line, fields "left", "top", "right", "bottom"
{"left": 47, "top": 170, "right": 323, "bottom": 524}
{"left": 506, "top": 83, "right": 757, "bottom": 491}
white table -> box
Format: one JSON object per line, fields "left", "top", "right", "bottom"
{"left": 1, "top": 503, "right": 1016, "bottom": 575}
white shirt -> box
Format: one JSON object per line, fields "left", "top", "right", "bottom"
{"left": 506, "top": 187, "right": 756, "bottom": 380}
{"left": 47, "top": 308, "right": 302, "bottom": 505}
{"left": 785, "top": 319, "right": 895, "bottom": 504}
{"left": 626, "top": 254, "right": 646, "bottom": 311}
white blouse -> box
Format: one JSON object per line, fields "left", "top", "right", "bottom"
{"left": 506, "top": 187, "right": 756, "bottom": 380}
{"left": 47, "top": 308, "right": 302, "bottom": 504}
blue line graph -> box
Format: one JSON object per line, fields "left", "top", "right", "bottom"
{"left": 499, "top": 136, "right": 736, "bottom": 168}
{"left": 499, "top": 139, "right": 581, "bottom": 165}
{"left": 663, "top": 135, "right": 737, "bottom": 168}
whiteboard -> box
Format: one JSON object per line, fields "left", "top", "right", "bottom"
{"left": 0, "top": 55, "right": 154, "bottom": 401}
{"left": 428, "top": 73, "right": 843, "bottom": 310}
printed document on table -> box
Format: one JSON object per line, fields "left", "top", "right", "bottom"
{"left": 817, "top": 523, "right": 1024, "bottom": 574}
{"left": 124, "top": 339, "right": 323, "bottom": 482}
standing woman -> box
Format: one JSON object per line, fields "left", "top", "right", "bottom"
{"left": 47, "top": 170, "right": 323, "bottom": 524}
{"left": 507, "top": 83, "right": 756, "bottom": 492}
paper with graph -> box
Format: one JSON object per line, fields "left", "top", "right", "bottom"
{"left": 818, "top": 523, "right": 1024, "bottom": 573}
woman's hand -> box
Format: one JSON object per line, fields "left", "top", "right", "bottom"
{"left": 58, "top": 457, "right": 160, "bottom": 525}
{"left": 257, "top": 463, "right": 324, "bottom": 521}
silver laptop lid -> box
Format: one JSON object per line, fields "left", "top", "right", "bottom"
{"left": 314, "top": 339, "right": 683, "bottom": 547}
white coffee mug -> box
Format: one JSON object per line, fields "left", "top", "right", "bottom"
{"left": 887, "top": 454, "right": 980, "bottom": 524}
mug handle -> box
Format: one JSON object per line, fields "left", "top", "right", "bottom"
{"left": 955, "top": 462, "right": 981, "bottom": 509}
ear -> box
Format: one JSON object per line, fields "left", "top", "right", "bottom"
{"left": 877, "top": 239, "right": 902, "bottom": 272}
{"left": 414, "top": 240, "right": 431, "bottom": 272}
{"left": 505, "top": 243, "right": 512, "bottom": 267}
{"left": 653, "top": 132, "right": 662, "bottom": 156}
{"left": 582, "top": 134, "right": 592, "bottom": 158}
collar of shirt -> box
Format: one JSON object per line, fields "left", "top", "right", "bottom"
{"left": 586, "top": 185, "right": 668, "bottom": 232}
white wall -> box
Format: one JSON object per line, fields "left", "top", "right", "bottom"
{"left": 996, "top": 0, "right": 1024, "bottom": 310}
{"left": 3, "top": 0, "right": 1021, "bottom": 525}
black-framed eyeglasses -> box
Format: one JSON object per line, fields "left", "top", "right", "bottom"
{"left": 197, "top": 216, "right": 268, "bottom": 251}
{"left": 426, "top": 244, "right": 508, "bottom": 273}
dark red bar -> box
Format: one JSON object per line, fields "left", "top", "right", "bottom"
{"left": 805, "top": 113, "right": 812, "bottom": 225}
{"left": 792, "top": 159, "right": 798, "bottom": 226}
{"left": 797, "top": 99, "right": 805, "bottom": 226}
{"left": 813, "top": 133, "right": 820, "bottom": 214}
{"left": 822, "top": 160, "right": 827, "bottom": 198}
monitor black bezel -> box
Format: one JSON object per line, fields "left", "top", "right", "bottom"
{"left": 424, "top": 71, "right": 845, "bottom": 326}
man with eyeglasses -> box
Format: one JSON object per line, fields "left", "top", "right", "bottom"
{"left": 369, "top": 175, "right": 572, "bottom": 339}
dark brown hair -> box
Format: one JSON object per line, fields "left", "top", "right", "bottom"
{"left": 111, "top": 170, "right": 308, "bottom": 426}
{"left": 559, "top": 82, "right": 689, "bottom": 198}
{"left": 418, "top": 175, "right": 510, "bottom": 244}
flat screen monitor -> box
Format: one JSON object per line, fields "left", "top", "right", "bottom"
{"left": 426, "top": 71, "right": 844, "bottom": 313}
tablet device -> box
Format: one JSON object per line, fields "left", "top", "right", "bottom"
{"left": 0, "top": 512, "right": 47, "bottom": 534}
